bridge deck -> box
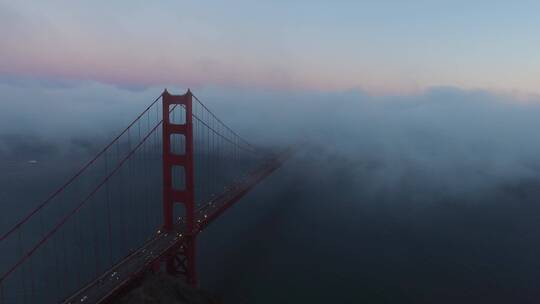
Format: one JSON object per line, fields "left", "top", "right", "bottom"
{"left": 62, "top": 154, "right": 287, "bottom": 304}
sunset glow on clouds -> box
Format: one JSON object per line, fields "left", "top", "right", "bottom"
{"left": 2, "top": 1, "right": 540, "bottom": 94}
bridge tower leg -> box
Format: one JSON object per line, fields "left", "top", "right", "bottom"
{"left": 162, "top": 89, "right": 197, "bottom": 286}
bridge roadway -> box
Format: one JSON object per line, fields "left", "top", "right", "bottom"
{"left": 62, "top": 153, "right": 289, "bottom": 304}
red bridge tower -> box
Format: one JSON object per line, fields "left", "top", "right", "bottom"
{"left": 161, "top": 89, "right": 197, "bottom": 286}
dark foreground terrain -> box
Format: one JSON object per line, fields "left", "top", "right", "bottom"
{"left": 113, "top": 273, "right": 220, "bottom": 304}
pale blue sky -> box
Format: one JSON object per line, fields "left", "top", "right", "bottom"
{"left": 1, "top": 1, "right": 539, "bottom": 94}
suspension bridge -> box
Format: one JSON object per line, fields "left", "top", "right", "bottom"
{"left": 0, "top": 90, "right": 290, "bottom": 303}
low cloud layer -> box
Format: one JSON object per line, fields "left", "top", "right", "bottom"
{"left": 3, "top": 81, "right": 540, "bottom": 193}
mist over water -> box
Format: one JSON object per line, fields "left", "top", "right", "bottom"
{"left": 200, "top": 149, "right": 540, "bottom": 303}
{"left": 3, "top": 82, "right": 540, "bottom": 303}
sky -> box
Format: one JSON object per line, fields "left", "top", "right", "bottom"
{"left": 1, "top": 0, "right": 540, "bottom": 95}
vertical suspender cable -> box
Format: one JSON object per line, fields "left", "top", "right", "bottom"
{"left": 104, "top": 152, "right": 113, "bottom": 266}
{"left": 92, "top": 181, "right": 100, "bottom": 277}
{"left": 55, "top": 232, "right": 62, "bottom": 302}
{"left": 18, "top": 229, "right": 26, "bottom": 304}
{"left": 127, "top": 128, "right": 132, "bottom": 250}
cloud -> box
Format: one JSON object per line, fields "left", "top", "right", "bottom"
{"left": 3, "top": 80, "right": 540, "bottom": 199}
